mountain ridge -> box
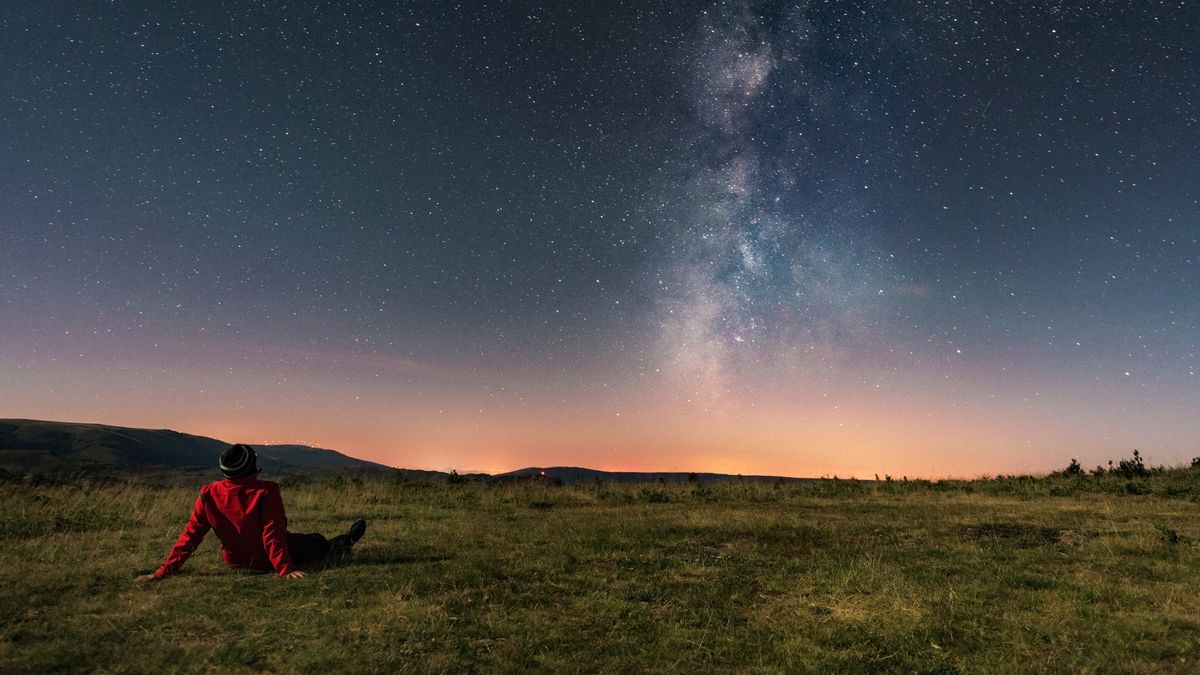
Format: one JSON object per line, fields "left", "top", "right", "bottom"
{"left": 0, "top": 418, "right": 394, "bottom": 479}
{"left": 498, "top": 466, "right": 816, "bottom": 484}
{"left": 0, "top": 419, "right": 822, "bottom": 484}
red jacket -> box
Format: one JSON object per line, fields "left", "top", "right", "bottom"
{"left": 155, "top": 475, "right": 295, "bottom": 578}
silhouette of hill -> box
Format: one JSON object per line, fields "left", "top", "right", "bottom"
{"left": 0, "top": 419, "right": 394, "bottom": 479}
{"left": 498, "top": 466, "right": 815, "bottom": 485}
{"left": 0, "top": 420, "right": 820, "bottom": 485}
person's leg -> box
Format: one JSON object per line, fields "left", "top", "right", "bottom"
{"left": 286, "top": 521, "right": 367, "bottom": 567}
{"left": 286, "top": 532, "right": 332, "bottom": 566}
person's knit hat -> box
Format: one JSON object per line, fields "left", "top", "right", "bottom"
{"left": 220, "top": 443, "right": 258, "bottom": 478}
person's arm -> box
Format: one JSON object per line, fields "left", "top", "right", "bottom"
{"left": 152, "top": 491, "right": 211, "bottom": 579}
{"left": 260, "top": 485, "right": 297, "bottom": 577}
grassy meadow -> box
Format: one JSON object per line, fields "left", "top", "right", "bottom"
{"left": 3, "top": 471, "right": 1200, "bottom": 673}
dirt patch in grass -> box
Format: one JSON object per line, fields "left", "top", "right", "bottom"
{"left": 960, "top": 522, "right": 1082, "bottom": 547}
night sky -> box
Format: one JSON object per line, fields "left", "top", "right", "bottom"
{"left": 3, "top": 1, "right": 1198, "bottom": 477}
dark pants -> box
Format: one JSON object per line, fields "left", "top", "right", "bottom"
{"left": 287, "top": 531, "right": 332, "bottom": 566}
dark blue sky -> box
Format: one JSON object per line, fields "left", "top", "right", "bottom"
{"left": 2, "top": 1, "right": 1198, "bottom": 474}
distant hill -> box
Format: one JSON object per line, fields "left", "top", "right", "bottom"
{"left": 0, "top": 419, "right": 395, "bottom": 480}
{"left": 498, "top": 466, "right": 815, "bottom": 485}
{"left": 0, "top": 419, "right": 819, "bottom": 485}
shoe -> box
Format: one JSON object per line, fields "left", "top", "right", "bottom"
{"left": 346, "top": 519, "right": 367, "bottom": 545}
{"left": 330, "top": 519, "right": 367, "bottom": 554}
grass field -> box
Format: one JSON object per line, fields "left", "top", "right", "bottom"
{"left": 3, "top": 474, "right": 1200, "bottom": 673}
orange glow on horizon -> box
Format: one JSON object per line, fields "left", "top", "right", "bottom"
{"left": 5, "top": 346, "right": 1199, "bottom": 480}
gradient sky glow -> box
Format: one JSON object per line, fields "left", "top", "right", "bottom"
{"left": 3, "top": 1, "right": 1199, "bottom": 477}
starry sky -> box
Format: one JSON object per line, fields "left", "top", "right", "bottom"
{"left": 3, "top": 1, "right": 1198, "bottom": 477}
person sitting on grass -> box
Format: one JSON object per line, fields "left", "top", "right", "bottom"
{"left": 136, "top": 443, "right": 366, "bottom": 582}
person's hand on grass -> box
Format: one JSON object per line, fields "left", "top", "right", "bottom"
{"left": 135, "top": 573, "right": 159, "bottom": 583}
{"left": 284, "top": 571, "right": 307, "bottom": 579}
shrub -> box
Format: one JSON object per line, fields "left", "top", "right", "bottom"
{"left": 639, "top": 487, "right": 670, "bottom": 503}
{"left": 1114, "top": 450, "right": 1149, "bottom": 479}
{"left": 1053, "top": 459, "right": 1084, "bottom": 478}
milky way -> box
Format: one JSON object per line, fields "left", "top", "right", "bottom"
{"left": 660, "top": 2, "right": 897, "bottom": 403}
